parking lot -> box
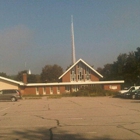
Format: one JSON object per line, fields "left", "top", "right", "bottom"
{"left": 0, "top": 97, "right": 140, "bottom": 140}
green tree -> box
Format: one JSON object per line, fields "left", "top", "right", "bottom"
{"left": 134, "top": 47, "right": 140, "bottom": 85}
{"left": 41, "top": 64, "right": 63, "bottom": 82}
{"left": 97, "top": 49, "right": 140, "bottom": 87}
{"left": 28, "top": 74, "right": 38, "bottom": 83}
{"left": 123, "top": 52, "right": 137, "bottom": 86}
{"left": 0, "top": 72, "right": 8, "bottom": 78}
{"left": 16, "top": 70, "right": 27, "bottom": 81}
{"left": 16, "top": 70, "right": 38, "bottom": 83}
{"left": 112, "top": 53, "right": 127, "bottom": 80}
{"left": 99, "top": 63, "right": 113, "bottom": 80}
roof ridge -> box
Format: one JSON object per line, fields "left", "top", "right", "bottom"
{"left": 59, "top": 58, "right": 103, "bottom": 79}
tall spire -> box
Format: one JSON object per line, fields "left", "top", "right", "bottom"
{"left": 71, "top": 15, "right": 76, "bottom": 64}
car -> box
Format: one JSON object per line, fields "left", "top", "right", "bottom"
{"left": 119, "top": 86, "right": 140, "bottom": 94}
{"left": 0, "top": 89, "right": 22, "bottom": 102}
{"left": 122, "top": 88, "right": 140, "bottom": 99}
{"left": 120, "top": 87, "right": 135, "bottom": 98}
{"left": 122, "top": 91, "right": 135, "bottom": 99}
{"left": 131, "top": 89, "right": 140, "bottom": 99}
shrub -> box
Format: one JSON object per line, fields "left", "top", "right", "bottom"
{"left": 65, "top": 85, "right": 118, "bottom": 97}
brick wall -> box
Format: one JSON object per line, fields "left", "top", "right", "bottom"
{"left": 104, "top": 84, "right": 121, "bottom": 91}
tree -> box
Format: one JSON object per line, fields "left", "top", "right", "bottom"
{"left": 112, "top": 53, "right": 128, "bottom": 80}
{"left": 15, "top": 70, "right": 38, "bottom": 83}
{"left": 97, "top": 48, "right": 140, "bottom": 87}
{"left": 134, "top": 48, "right": 140, "bottom": 74}
{"left": 16, "top": 70, "right": 27, "bottom": 81}
{"left": 101, "top": 63, "right": 114, "bottom": 80}
{"left": 123, "top": 52, "right": 137, "bottom": 86}
{"left": 0, "top": 72, "right": 8, "bottom": 78}
{"left": 41, "top": 64, "right": 63, "bottom": 82}
{"left": 28, "top": 74, "right": 38, "bottom": 83}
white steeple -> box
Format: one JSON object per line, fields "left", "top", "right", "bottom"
{"left": 28, "top": 69, "right": 31, "bottom": 75}
{"left": 71, "top": 15, "right": 76, "bottom": 64}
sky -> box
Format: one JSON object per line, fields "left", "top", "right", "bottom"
{"left": 0, "top": 0, "right": 140, "bottom": 75}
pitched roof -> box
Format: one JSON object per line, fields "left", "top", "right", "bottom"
{"left": 59, "top": 58, "right": 103, "bottom": 79}
{"left": 0, "top": 76, "right": 24, "bottom": 85}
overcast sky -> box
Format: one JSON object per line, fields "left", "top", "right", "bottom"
{"left": 0, "top": 0, "right": 140, "bottom": 75}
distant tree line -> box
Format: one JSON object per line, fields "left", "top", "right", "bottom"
{"left": 1, "top": 47, "right": 140, "bottom": 87}
{"left": 97, "top": 47, "right": 140, "bottom": 87}
{"left": 0, "top": 65, "right": 63, "bottom": 83}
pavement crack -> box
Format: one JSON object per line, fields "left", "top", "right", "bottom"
{"left": 117, "top": 125, "right": 140, "bottom": 136}
{"left": 2, "top": 113, "right": 7, "bottom": 116}
{"left": 49, "top": 126, "right": 56, "bottom": 140}
{"left": 34, "top": 115, "right": 45, "bottom": 119}
{"left": 68, "top": 100, "right": 81, "bottom": 106}
{"left": 33, "top": 115, "right": 60, "bottom": 126}
{"left": 130, "top": 109, "right": 140, "bottom": 112}
{"left": 33, "top": 115, "right": 60, "bottom": 140}
{"left": 48, "top": 119, "right": 60, "bottom": 140}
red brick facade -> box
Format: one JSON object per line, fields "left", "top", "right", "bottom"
{"left": 61, "top": 71, "right": 71, "bottom": 82}
{"left": 0, "top": 59, "right": 124, "bottom": 95}
{"left": 59, "top": 59, "right": 101, "bottom": 83}
{"left": 103, "top": 84, "right": 121, "bottom": 91}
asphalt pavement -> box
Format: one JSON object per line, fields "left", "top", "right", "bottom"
{"left": 0, "top": 96, "right": 140, "bottom": 140}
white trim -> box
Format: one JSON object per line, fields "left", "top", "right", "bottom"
{"left": 58, "top": 59, "right": 103, "bottom": 79}
{"left": 50, "top": 87, "right": 53, "bottom": 94}
{"left": 0, "top": 76, "right": 24, "bottom": 85}
{"left": 36, "top": 88, "right": 39, "bottom": 95}
{"left": 57, "top": 86, "right": 60, "bottom": 94}
{"left": 26, "top": 80, "right": 124, "bottom": 87}
{"left": 43, "top": 87, "right": 46, "bottom": 95}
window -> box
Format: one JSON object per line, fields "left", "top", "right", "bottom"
{"left": 57, "top": 86, "right": 60, "bottom": 94}
{"left": 77, "top": 63, "right": 84, "bottom": 81}
{"left": 36, "top": 88, "right": 39, "bottom": 95}
{"left": 43, "top": 87, "right": 46, "bottom": 95}
{"left": 50, "top": 87, "right": 53, "bottom": 94}
{"left": 3, "top": 90, "right": 15, "bottom": 94}
{"left": 85, "top": 67, "right": 91, "bottom": 81}
{"left": 72, "top": 85, "right": 79, "bottom": 92}
{"left": 0, "top": 91, "right": 2, "bottom": 94}
{"left": 65, "top": 86, "right": 70, "bottom": 92}
{"left": 71, "top": 68, "right": 76, "bottom": 81}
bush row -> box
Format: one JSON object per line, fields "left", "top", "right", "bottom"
{"left": 63, "top": 85, "right": 118, "bottom": 97}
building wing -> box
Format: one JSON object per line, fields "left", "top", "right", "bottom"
{"left": 0, "top": 76, "right": 24, "bottom": 85}
{"left": 59, "top": 59, "right": 103, "bottom": 82}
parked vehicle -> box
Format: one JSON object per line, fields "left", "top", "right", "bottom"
{"left": 122, "top": 90, "right": 135, "bottom": 99}
{"left": 131, "top": 89, "right": 140, "bottom": 99}
{"left": 122, "top": 88, "right": 140, "bottom": 99}
{"left": 119, "top": 86, "right": 140, "bottom": 94}
{"left": 0, "top": 89, "right": 21, "bottom": 102}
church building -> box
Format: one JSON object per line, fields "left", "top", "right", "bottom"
{"left": 0, "top": 17, "right": 124, "bottom": 95}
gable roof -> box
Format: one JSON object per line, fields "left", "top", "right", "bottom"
{"left": 59, "top": 58, "right": 103, "bottom": 79}
{"left": 0, "top": 76, "right": 24, "bottom": 85}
